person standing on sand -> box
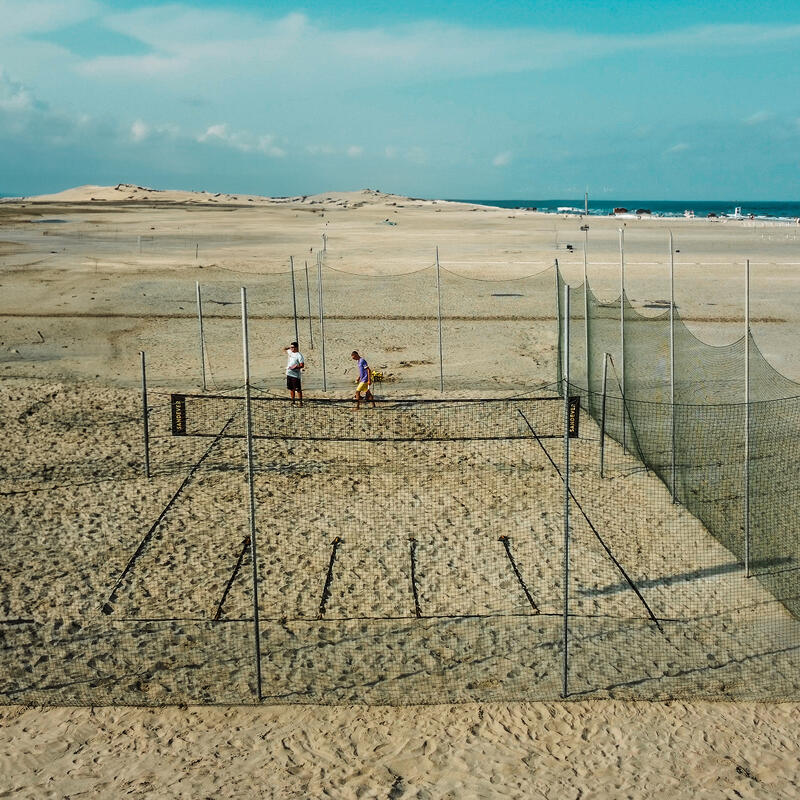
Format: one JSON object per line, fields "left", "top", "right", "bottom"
{"left": 351, "top": 350, "right": 376, "bottom": 409}
{"left": 285, "top": 341, "right": 304, "bottom": 406}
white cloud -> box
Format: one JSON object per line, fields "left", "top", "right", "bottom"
{"left": 131, "top": 118, "right": 179, "bottom": 143}
{"left": 306, "top": 144, "right": 335, "bottom": 155}
{"left": 384, "top": 146, "right": 398, "bottom": 159}
{"left": 492, "top": 151, "right": 512, "bottom": 167}
{"left": 347, "top": 145, "right": 363, "bottom": 158}
{"left": 0, "top": 0, "right": 100, "bottom": 38}
{"left": 744, "top": 110, "right": 773, "bottom": 125}
{"left": 130, "top": 119, "right": 149, "bottom": 142}
{"left": 665, "top": 142, "right": 690, "bottom": 153}
{"left": 73, "top": 13, "right": 800, "bottom": 89}
{"left": 197, "top": 123, "right": 285, "bottom": 157}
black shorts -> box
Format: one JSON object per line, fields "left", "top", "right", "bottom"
{"left": 287, "top": 375, "right": 302, "bottom": 391}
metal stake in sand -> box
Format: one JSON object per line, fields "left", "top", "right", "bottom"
{"left": 669, "top": 231, "right": 677, "bottom": 503}
{"left": 562, "top": 284, "right": 571, "bottom": 699}
{"left": 619, "top": 228, "right": 626, "bottom": 449}
{"left": 196, "top": 281, "right": 207, "bottom": 392}
{"left": 745, "top": 259, "right": 751, "bottom": 578}
{"left": 600, "top": 351, "right": 609, "bottom": 477}
{"left": 241, "top": 287, "right": 263, "bottom": 700}
{"left": 304, "top": 260, "right": 314, "bottom": 349}
{"left": 436, "top": 246, "right": 444, "bottom": 392}
{"left": 317, "top": 252, "right": 328, "bottom": 391}
{"left": 290, "top": 256, "right": 299, "bottom": 345}
{"left": 140, "top": 350, "right": 150, "bottom": 479}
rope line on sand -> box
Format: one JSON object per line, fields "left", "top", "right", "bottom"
{"left": 317, "top": 537, "right": 341, "bottom": 618}
{"left": 214, "top": 536, "right": 251, "bottom": 621}
{"left": 499, "top": 535, "right": 540, "bottom": 614}
{"left": 101, "top": 410, "right": 239, "bottom": 615}
{"left": 410, "top": 538, "right": 422, "bottom": 618}
{"left": 517, "top": 410, "right": 663, "bottom": 632}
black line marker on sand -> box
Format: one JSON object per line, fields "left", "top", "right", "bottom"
{"left": 318, "top": 537, "right": 341, "bottom": 618}
{"left": 499, "top": 535, "right": 539, "bottom": 614}
{"left": 517, "top": 409, "right": 662, "bottom": 632}
{"left": 410, "top": 538, "right": 422, "bottom": 618}
{"left": 214, "top": 536, "right": 251, "bottom": 621}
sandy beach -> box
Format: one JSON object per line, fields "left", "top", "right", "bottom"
{"left": 2, "top": 185, "right": 800, "bottom": 797}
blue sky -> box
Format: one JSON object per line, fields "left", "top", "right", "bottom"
{"left": 1, "top": 0, "right": 799, "bottom": 199}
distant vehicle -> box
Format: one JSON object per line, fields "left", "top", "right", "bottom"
{"left": 684, "top": 209, "right": 695, "bottom": 218}
{"left": 730, "top": 207, "right": 743, "bottom": 219}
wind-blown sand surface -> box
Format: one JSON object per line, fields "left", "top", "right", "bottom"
{"left": 2, "top": 185, "right": 800, "bottom": 796}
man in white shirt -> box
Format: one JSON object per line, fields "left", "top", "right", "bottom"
{"left": 284, "top": 341, "right": 304, "bottom": 406}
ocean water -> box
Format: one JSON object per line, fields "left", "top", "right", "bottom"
{"left": 453, "top": 199, "right": 800, "bottom": 221}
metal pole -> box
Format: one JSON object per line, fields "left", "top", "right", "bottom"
{"left": 600, "top": 352, "right": 609, "bottom": 478}
{"left": 745, "top": 259, "right": 751, "bottom": 577}
{"left": 619, "top": 229, "right": 626, "bottom": 449}
{"left": 669, "top": 231, "right": 676, "bottom": 502}
{"left": 562, "top": 284, "right": 571, "bottom": 699}
{"left": 583, "top": 225, "right": 590, "bottom": 397}
{"left": 304, "top": 260, "right": 313, "bottom": 349}
{"left": 196, "top": 281, "right": 207, "bottom": 392}
{"left": 436, "top": 246, "right": 444, "bottom": 392}
{"left": 289, "top": 256, "right": 299, "bottom": 345}
{"left": 554, "top": 259, "right": 562, "bottom": 391}
{"left": 140, "top": 350, "right": 150, "bottom": 479}
{"left": 241, "top": 287, "right": 263, "bottom": 701}
{"left": 317, "top": 252, "right": 327, "bottom": 391}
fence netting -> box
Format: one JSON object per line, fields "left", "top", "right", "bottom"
{"left": 4, "top": 240, "right": 800, "bottom": 705}
{"left": 4, "top": 379, "right": 800, "bottom": 704}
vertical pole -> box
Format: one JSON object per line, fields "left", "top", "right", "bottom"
{"left": 317, "top": 252, "right": 327, "bottom": 391}
{"left": 584, "top": 190, "right": 588, "bottom": 215}
{"left": 290, "top": 255, "right": 299, "bottom": 345}
{"left": 140, "top": 350, "right": 150, "bottom": 479}
{"left": 619, "top": 228, "right": 626, "bottom": 449}
{"left": 436, "top": 246, "right": 444, "bottom": 392}
{"left": 583, "top": 226, "right": 590, "bottom": 397}
{"left": 241, "top": 287, "right": 263, "bottom": 701}
{"left": 554, "top": 259, "right": 562, "bottom": 391}
{"left": 562, "top": 285, "right": 571, "bottom": 699}
{"left": 745, "top": 259, "right": 751, "bottom": 577}
{"left": 322, "top": 233, "right": 327, "bottom": 253}
{"left": 304, "top": 260, "right": 314, "bottom": 349}
{"left": 600, "top": 352, "right": 609, "bottom": 478}
{"left": 669, "top": 231, "right": 677, "bottom": 503}
{"left": 196, "top": 281, "right": 207, "bottom": 392}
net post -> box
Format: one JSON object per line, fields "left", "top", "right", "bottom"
{"left": 241, "top": 287, "right": 263, "bottom": 701}
{"left": 139, "top": 350, "right": 150, "bottom": 479}
{"left": 317, "top": 252, "right": 327, "bottom": 391}
{"left": 196, "top": 281, "right": 207, "bottom": 392}
{"left": 554, "top": 259, "right": 562, "bottom": 391}
{"left": 669, "top": 230, "right": 677, "bottom": 503}
{"left": 582, "top": 225, "right": 590, "bottom": 396}
{"left": 600, "top": 351, "right": 609, "bottom": 478}
{"left": 290, "top": 255, "right": 299, "bottom": 345}
{"left": 562, "top": 284, "right": 571, "bottom": 699}
{"left": 745, "top": 258, "right": 751, "bottom": 578}
{"left": 436, "top": 246, "right": 444, "bottom": 392}
{"left": 619, "top": 228, "right": 626, "bottom": 449}
{"left": 304, "top": 260, "right": 314, "bottom": 349}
